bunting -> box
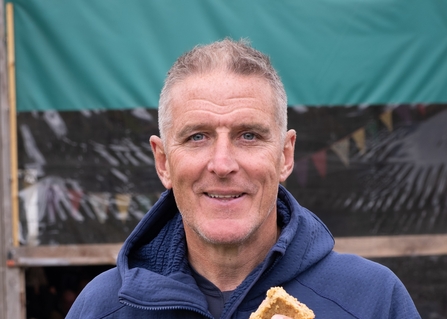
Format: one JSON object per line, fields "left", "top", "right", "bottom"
{"left": 68, "top": 189, "right": 83, "bottom": 212}
{"left": 416, "top": 104, "right": 426, "bottom": 117}
{"left": 18, "top": 176, "right": 158, "bottom": 236}
{"left": 292, "top": 105, "right": 420, "bottom": 187}
{"left": 17, "top": 105, "right": 427, "bottom": 228}
{"left": 330, "top": 138, "right": 350, "bottom": 167}
{"left": 115, "top": 194, "right": 131, "bottom": 222}
{"left": 366, "top": 122, "right": 378, "bottom": 138}
{"left": 294, "top": 158, "right": 309, "bottom": 187}
{"left": 380, "top": 110, "right": 393, "bottom": 132}
{"left": 18, "top": 183, "right": 39, "bottom": 245}
{"left": 352, "top": 128, "right": 366, "bottom": 155}
{"left": 88, "top": 193, "right": 110, "bottom": 223}
{"left": 311, "top": 150, "right": 327, "bottom": 178}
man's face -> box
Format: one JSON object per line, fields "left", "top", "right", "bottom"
{"left": 151, "top": 70, "right": 295, "bottom": 246}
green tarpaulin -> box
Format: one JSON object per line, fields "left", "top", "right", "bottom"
{"left": 8, "top": 0, "right": 447, "bottom": 112}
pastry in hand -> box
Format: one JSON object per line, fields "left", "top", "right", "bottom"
{"left": 249, "top": 287, "right": 315, "bottom": 319}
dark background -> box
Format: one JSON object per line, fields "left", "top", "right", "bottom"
{"left": 17, "top": 104, "right": 447, "bottom": 318}
{"left": 17, "top": 104, "right": 447, "bottom": 244}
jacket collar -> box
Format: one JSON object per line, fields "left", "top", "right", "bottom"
{"left": 117, "top": 185, "right": 334, "bottom": 312}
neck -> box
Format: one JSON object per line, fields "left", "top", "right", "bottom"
{"left": 186, "top": 225, "right": 280, "bottom": 292}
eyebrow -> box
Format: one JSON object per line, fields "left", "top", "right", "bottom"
{"left": 176, "top": 124, "right": 210, "bottom": 139}
{"left": 234, "top": 123, "right": 271, "bottom": 135}
{"left": 176, "top": 122, "right": 271, "bottom": 138}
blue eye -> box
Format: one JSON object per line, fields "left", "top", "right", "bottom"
{"left": 242, "top": 132, "right": 256, "bottom": 140}
{"left": 191, "top": 133, "right": 205, "bottom": 141}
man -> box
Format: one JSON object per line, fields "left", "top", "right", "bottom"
{"left": 67, "top": 39, "right": 420, "bottom": 318}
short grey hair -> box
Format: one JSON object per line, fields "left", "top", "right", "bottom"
{"left": 158, "top": 38, "right": 287, "bottom": 142}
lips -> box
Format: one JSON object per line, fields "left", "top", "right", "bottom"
{"left": 205, "top": 193, "right": 243, "bottom": 199}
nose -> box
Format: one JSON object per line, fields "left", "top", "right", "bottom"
{"left": 207, "top": 136, "right": 239, "bottom": 178}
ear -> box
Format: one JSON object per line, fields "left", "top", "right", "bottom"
{"left": 150, "top": 135, "right": 172, "bottom": 189}
{"left": 279, "top": 129, "right": 296, "bottom": 182}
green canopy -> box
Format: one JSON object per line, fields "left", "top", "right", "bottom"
{"left": 9, "top": 0, "right": 447, "bottom": 111}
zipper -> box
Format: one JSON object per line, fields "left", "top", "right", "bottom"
{"left": 119, "top": 299, "right": 214, "bottom": 319}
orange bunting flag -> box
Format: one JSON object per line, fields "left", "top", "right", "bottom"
{"left": 330, "top": 138, "right": 350, "bottom": 167}
{"left": 380, "top": 110, "right": 393, "bottom": 132}
{"left": 352, "top": 128, "right": 366, "bottom": 155}
{"left": 115, "top": 194, "right": 131, "bottom": 221}
{"left": 311, "top": 149, "right": 327, "bottom": 178}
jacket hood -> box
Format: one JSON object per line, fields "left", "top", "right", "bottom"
{"left": 250, "top": 186, "right": 334, "bottom": 294}
{"left": 116, "top": 185, "right": 334, "bottom": 311}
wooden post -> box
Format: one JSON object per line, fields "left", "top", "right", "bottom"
{"left": 1, "top": 2, "right": 26, "bottom": 318}
{"left": 6, "top": 2, "right": 19, "bottom": 247}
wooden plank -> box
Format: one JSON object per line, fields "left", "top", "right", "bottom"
{"left": 3, "top": 268, "right": 26, "bottom": 319}
{"left": 334, "top": 234, "right": 447, "bottom": 258}
{"left": 9, "top": 244, "right": 122, "bottom": 266}
{"left": 5, "top": 234, "right": 447, "bottom": 267}
{"left": 1, "top": 2, "right": 25, "bottom": 318}
{"left": 6, "top": 2, "right": 19, "bottom": 247}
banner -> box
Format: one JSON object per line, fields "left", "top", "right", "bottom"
{"left": 8, "top": 0, "right": 447, "bottom": 112}
{"left": 16, "top": 104, "right": 447, "bottom": 244}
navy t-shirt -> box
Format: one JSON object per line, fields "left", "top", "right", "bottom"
{"left": 190, "top": 266, "right": 234, "bottom": 319}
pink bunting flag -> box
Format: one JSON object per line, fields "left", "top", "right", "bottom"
{"left": 294, "top": 157, "right": 309, "bottom": 187}
{"left": 416, "top": 104, "right": 426, "bottom": 117}
{"left": 311, "top": 150, "right": 327, "bottom": 178}
{"left": 69, "top": 189, "right": 83, "bottom": 212}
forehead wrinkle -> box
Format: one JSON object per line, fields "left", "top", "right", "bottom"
{"left": 182, "top": 97, "right": 265, "bottom": 114}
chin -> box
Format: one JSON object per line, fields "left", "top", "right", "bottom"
{"left": 203, "top": 236, "right": 248, "bottom": 246}
{"left": 199, "top": 227, "right": 253, "bottom": 246}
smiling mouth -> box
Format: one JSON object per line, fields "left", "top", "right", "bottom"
{"left": 206, "top": 193, "right": 243, "bottom": 199}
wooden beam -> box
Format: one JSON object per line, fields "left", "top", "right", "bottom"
{"left": 8, "top": 244, "right": 122, "bottom": 267}
{"left": 1, "top": 3, "right": 25, "bottom": 318}
{"left": 334, "top": 234, "right": 447, "bottom": 258}
{"left": 3, "top": 268, "right": 25, "bottom": 318}
{"left": 6, "top": 2, "right": 19, "bottom": 247}
{"left": 5, "top": 234, "right": 447, "bottom": 267}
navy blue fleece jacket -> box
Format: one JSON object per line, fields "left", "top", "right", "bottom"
{"left": 66, "top": 186, "right": 420, "bottom": 318}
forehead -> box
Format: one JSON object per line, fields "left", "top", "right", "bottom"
{"left": 169, "top": 70, "right": 275, "bottom": 114}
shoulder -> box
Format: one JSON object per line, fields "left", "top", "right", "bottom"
{"left": 80, "top": 267, "right": 122, "bottom": 299}
{"left": 66, "top": 268, "right": 124, "bottom": 319}
{"left": 298, "top": 252, "right": 420, "bottom": 318}
{"left": 316, "top": 252, "right": 393, "bottom": 281}
{"left": 300, "top": 252, "right": 397, "bottom": 296}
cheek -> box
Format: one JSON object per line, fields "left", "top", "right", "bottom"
{"left": 249, "top": 152, "right": 283, "bottom": 178}
{"left": 168, "top": 155, "right": 203, "bottom": 187}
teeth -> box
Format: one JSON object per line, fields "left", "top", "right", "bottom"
{"left": 208, "top": 194, "right": 242, "bottom": 199}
